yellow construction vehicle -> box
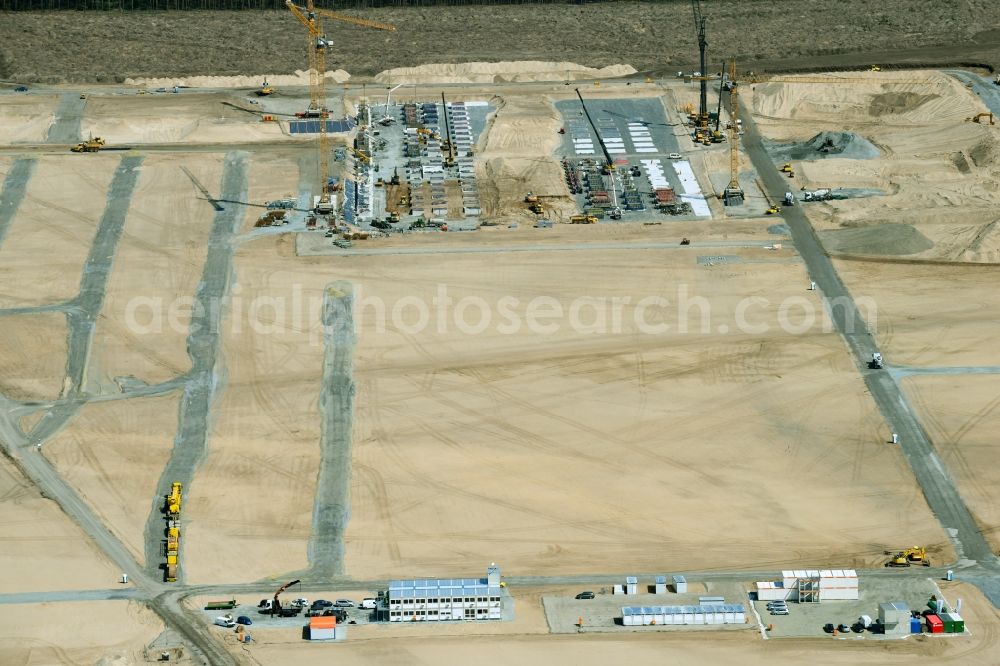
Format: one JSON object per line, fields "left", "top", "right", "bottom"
{"left": 528, "top": 202, "right": 544, "bottom": 215}
{"left": 524, "top": 192, "right": 539, "bottom": 204}
{"left": 967, "top": 112, "right": 995, "bottom": 125}
{"left": 570, "top": 214, "right": 598, "bottom": 224}
{"left": 869, "top": 65, "right": 882, "bottom": 72}
{"left": 780, "top": 163, "right": 793, "bottom": 173}
{"left": 256, "top": 78, "right": 275, "bottom": 96}
{"left": 885, "top": 546, "right": 930, "bottom": 567}
{"left": 71, "top": 136, "right": 106, "bottom": 153}
{"left": 765, "top": 205, "right": 780, "bottom": 215}
{"left": 166, "top": 482, "right": 183, "bottom": 517}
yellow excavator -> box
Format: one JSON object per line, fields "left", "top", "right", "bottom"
{"left": 256, "top": 78, "right": 274, "bottom": 97}
{"left": 967, "top": 112, "right": 995, "bottom": 125}
{"left": 885, "top": 546, "right": 930, "bottom": 567}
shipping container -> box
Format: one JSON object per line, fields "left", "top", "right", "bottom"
{"left": 939, "top": 612, "right": 964, "bottom": 633}
{"left": 926, "top": 614, "right": 944, "bottom": 633}
{"left": 949, "top": 613, "right": 965, "bottom": 633}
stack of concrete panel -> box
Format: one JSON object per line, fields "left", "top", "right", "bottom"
{"left": 626, "top": 576, "right": 638, "bottom": 595}
{"left": 672, "top": 575, "right": 687, "bottom": 593}
{"left": 655, "top": 576, "right": 667, "bottom": 594}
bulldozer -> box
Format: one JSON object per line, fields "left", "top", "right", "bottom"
{"left": 780, "top": 162, "right": 793, "bottom": 173}
{"left": 765, "top": 205, "right": 781, "bottom": 215}
{"left": 71, "top": 136, "right": 106, "bottom": 153}
{"left": 885, "top": 546, "right": 930, "bottom": 568}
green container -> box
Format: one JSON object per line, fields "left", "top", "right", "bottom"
{"left": 946, "top": 612, "right": 965, "bottom": 633}
{"left": 939, "top": 613, "right": 956, "bottom": 633}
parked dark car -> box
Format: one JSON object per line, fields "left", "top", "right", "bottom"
{"left": 575, "top": 591, "right": 595, "bottom": 600}
{"left": 14, "top": 86, "right": 28, "bottom": 92}
{"left": 236, "top": 616, "right": 253, "bottom": 625}
{"left": 311, "top": 599, "right": 334, "bottom": 609}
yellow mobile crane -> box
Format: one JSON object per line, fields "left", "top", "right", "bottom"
{"left": 285, "top": 2, "right": 395, "bottom": 212}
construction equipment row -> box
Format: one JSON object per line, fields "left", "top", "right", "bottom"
{"left": 164, "top": 481, "right": 182, "bottom": 582}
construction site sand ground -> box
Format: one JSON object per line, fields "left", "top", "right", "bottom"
{"left": 184, "top": 236, "right": 334, "bottom": 584}
{"left": 748, "top": 71, "right": 1000, "bottom": 263}
{"left": 0, "top": 452, "right": 122, "bottom": 592}
{"left": 42, "top": 393, "right": 181, "bottom": 565}
{"left": 0, "top": 312, "right": 67, "bottom": 401}
{"left": 2, "top": 65, "right": 1000, "bottom": 662}
{"left": 833, "top": 260, "right": 1000, "bottom": 368}
{"left": 334, "top": 243, "right": 951, "bottom": 577}
{"left": 0, "top": 154, "right": 119, "bottom": 308}
{"left": 904, "top": 374, "right": 1000, "bottom": 552}
{"left": 88, "top": 154, "right": 220, "bottom": 389}
{"left": 0, "top": 601, "right": 164, "bottom": 665}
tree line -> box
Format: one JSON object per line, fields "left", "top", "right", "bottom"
{"left": 0, "top": 0, "right": 649, "bottom": 9}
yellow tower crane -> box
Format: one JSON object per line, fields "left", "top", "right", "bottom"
{"left": 285, "top": 1, "right": 395, "bottom": 211}
{"left": 722, "top": 59, "right": 744, "bottom": 205}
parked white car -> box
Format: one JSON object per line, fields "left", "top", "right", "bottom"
{"left": 360, "top": 598, "right": 377, "bottom": 609}
{"left": 668, "top": 153, "right": 682, "bottom": 160}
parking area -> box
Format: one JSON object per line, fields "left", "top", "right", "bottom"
{"left": 198, "top": 593, "right": 380, "bottom": 631}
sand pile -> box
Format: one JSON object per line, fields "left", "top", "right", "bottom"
{"left": 123, "top": 69, "right": 350, "bottom": 89}
{"left": 968, "top": 133, "right": 1000, "bottom": 167}
{"left": 374, "top": 61, "right": 636, "bottom": 85}
{"left": 752, "top": 71, "right": 978, "bottom": 125}
{"left": 819, "top": 223, "right": 934, "bottom": 255}
{"left": 768, "top": 131, "right": 880, "bottom": 161}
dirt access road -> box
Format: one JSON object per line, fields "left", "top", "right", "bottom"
{"left": 0, "top": 2, "right": 998, "bottom": 83}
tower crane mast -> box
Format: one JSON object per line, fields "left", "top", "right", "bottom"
{"left": 723, "top": 59, "right": 744, "bottom": 206}
{"left": 690, "top": 0, "right": 710, "bottom": 131}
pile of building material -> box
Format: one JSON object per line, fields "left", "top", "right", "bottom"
{"left": 670, "top": 160, "right": 711, "bottom": 217}
{"left": 255, "top": 210, "right": 288, "bottom": 227}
